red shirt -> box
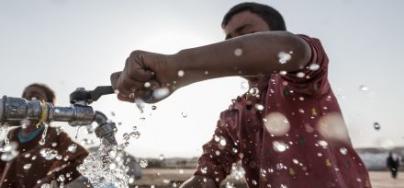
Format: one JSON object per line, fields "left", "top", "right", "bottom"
{"left": 195, "top": 35, "right": 372, "bottom": 188}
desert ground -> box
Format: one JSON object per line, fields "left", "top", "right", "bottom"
{"left": 134, "top": 169, "right": 404, "bottom": 188}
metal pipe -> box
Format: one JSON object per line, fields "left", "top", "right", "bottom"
{"left": 0, "top": 96, "right": 117, "bottom": 145}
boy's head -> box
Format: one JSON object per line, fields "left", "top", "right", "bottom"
{"left": 222, "top": 2, "right": 286, "bottom": 40}
{"left": 22, "top": 83, "right": 55, "bottom": 105}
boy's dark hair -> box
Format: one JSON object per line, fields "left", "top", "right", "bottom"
{"left": 222, "top": 2, "right": 286, "bottom": 31}
{"left": 22, "top": 83, "right": 56, "bottom": 104}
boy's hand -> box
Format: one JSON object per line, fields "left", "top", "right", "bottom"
{"left": 111, "top": 50, "right": 179, "bottom": 103}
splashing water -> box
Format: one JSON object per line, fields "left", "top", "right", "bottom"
{"left": 230, "top": 163, "right": 245, "bottom": 180}
{"left": 0, "top": 141, "right": 19, "bottom": 161}
{"left": 78, "top": 144, "right": 133, "bottom": 188}
{"left": 278, "top": 51, "right": 293, "bottom": 64}
{"left": 0, "top": 126, "right": 9, "bottom": 142}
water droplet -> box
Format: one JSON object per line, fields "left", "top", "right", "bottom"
{"left": 111, "top": 111, "right": 116, "bottom": 116}
{"left": 151, "top": 105, "right": 157, "bottom": 110}
{"left": 308, "top": 64, "right": 320, "bottom": 71}
{"left": 240, "top": 81, "right": 249, "bottom": 90}
{"left": 200, "top": 166, "right": 208, "bottom": 174}
{"left": 373, "top": 122, "right": 381, "bottom": 130}
{"left": 58, "top": 175, "right": 66, "bottom": 182}
{"left": 153, "top": 87, "right": 170, "bottom": 100}
{"left": 219, "top": 138, "right": 227, "bottom": 147}
{"left": 0, "top": 142, "right": 19, "bottom": 161}
{"left": 263, "top": 112, "right": 291, "bottom": 136}
{"left": 249, "top": 87, "right": 260, "bottom": 96}
{"left": 296, "top": 72, "right": 305, "bottom": 78}
{"left": 51, "top": 142, "right": 57, "bottom": 147}
{"left": 273, "top": 141, "right": 288, "bottom": 152}
{"left": 318, "top": 140, "right": 328, "bottom": 149}
{"left": 128, "top": 177, "right": 135, "bottom": 185}
{"left": 181, "top": 112, "right": 188, "bottom": 118}
{"left": 339, "top": 147, "right": 348, "bottom": 155}
{"left": 278, "top": 51, "right": 292, "bottom": 64}
{"left": 40, "top": 148, "right": 58, "bottom": 160}
{"left": 159, "top": 154, "right": 165, "bottom": 161}
{"left": 144, "top": 82, "right": 151, "bottom": 88}
{"left": 177, "top": 70, "right": 185, "bottom": 77}
{"left": 254, "top": 104, "right": 264, "bottom": 111}
{"left": 359, "top": 85, "right": 369, "bottom": 91}
{"left": 234, "top": 48, "right": 243, "bottom": 56}
{"left": 23, "top": 163, "right": 32, "bottom": 170}
{"left": 68, "top": 144, "right": 77, "bottom": 153}
{"left": 252, "top": 179, "right": 258, "bottom": 185}
{"left": 139, "top": 159, "right": 148, "bottom": 168}
{"left": 316, "top": 113, "right": 350, "bottom": 143}
{"left": 279, "top": 70, "right": 287, "bottom": 75}
{"left": 109, "top": 163, "right": 117, "bottom": 170}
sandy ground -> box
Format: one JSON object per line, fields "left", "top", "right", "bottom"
{"left": 134, "top": 169, "right": 404, "bottom": 188}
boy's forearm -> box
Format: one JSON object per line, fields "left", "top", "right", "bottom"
{"left": 168, "top": 31, "right": 311, "bottom": 88}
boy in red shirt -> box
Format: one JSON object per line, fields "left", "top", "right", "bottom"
{"left": 111, "top": 2, "right": 371, "bottom": 188}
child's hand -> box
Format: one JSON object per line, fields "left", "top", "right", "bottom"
{"left": 111, "top": 50, "right": 179, "bottom": 103}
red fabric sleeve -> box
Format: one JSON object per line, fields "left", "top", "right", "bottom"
{"left": 194, "top": 109, "right": 240, "bottom": 185}
{"left": 281, "top": 34, "right": 330, "bottom": 96}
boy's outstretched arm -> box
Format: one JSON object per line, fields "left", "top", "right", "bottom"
{"left": 111, "top": 31, "right": 311, "bottom": 102}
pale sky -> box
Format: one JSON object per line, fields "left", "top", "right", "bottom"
{"left": 0, "top": 0, "right": 403, "bottom": 158}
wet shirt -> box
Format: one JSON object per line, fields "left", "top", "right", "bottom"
{"left": 0, "top": 127, "right": 88, "bottom": 188}
{"left": 195, "top": 35, "right": 372, "bottom": 188}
